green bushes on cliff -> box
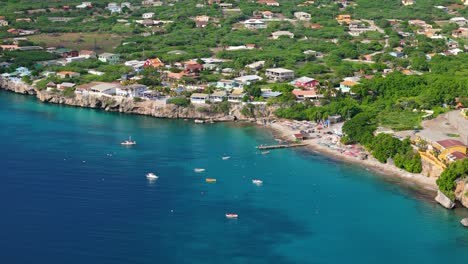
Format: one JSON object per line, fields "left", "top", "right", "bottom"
{"left": 167, "top": 97, "right": 190, "bottom": 107}
{"left": 436, "top": 159, "right": 468, "bottom": 201}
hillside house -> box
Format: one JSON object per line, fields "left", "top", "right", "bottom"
{"left": 292, "top": 77, "right": 319, "bottom": 89}
{"left": 265, "top": 68, "right": 295, "bottom": 82}
{"left": 76, "top": 2, "right": 93, "bottom": 9}
{"left": 53, "top": 48, "right": 78, "bottom": 58}
{"left": 144, "top": 58, "right": 165, "bottom": 68}
{"left": 292, "top": 90, "right": 323, "bottom": 100}
{"left": 294, "top": 12, "right": 311, "bottom": 21}
{"left": 338, "top": 80, "right": 359, "bottom": 93}
{"left": 452, "top": 28, "right": 468, "bottom": 38}
{"left": 216, "top": 80, "right": 242, "bottom": 90}
{"left": 243, "top": 19, "right": 267, "bottom": 29}
{"left": 234, "top": 75, "right": 263, "bottom": 85}
{"left": 257, "top": 0, "right": 280, "bottom": 6}
{"left": 79, "top": 50, "right": 96, "bottom": 59}
{"left": 98, "top": 53, "right": 120, "bottom": 64}
{"left": 402, "top": 0, "right": 415, "bottom": 6}
{"left": 0, "top": 19, "right": 8, "bottom": 27}
{"left": 57, "top": 71, "right": 80, "bottom": 79}
{"left": 272, "top": 31, "right": 294, "bottom": 39}
{"left": 336, "top": 14, "right": 351, "bottom": 24}
{"left": 142, "top": 12, "right": 155, "bottom": 19}
{"left": 227, "top": 89, "right": 246, "bottom": 103}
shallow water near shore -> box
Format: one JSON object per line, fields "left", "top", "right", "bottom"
{"left": 1, "top": 90, "right": 467, "bottom": 263}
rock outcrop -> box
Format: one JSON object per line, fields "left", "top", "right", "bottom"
{"left": 454, "top": 178, "right": 468, "bottom": 208}
{"left": 461, "top": 218, "right": 468, "bottom": 227}
{"left": 1, "top": 77, "right": 276, "bottom": 121}
{"left": 435, "top": 190, "right": 456, "bottom": 209}
{"left": 421, "top": 158, "right": 444, "bottom": 178}
{"left": 0, "top": 78, "right": 36, "bottom": 95}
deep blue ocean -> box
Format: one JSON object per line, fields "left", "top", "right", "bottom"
{"left": 0, "top": 90, "right": 467, "bottom": 263}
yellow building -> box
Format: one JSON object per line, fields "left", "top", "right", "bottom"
{"left": 434, "top": 139, "right": 467, "bottom": 163}
{"left": 336, "top": 14, "right": 352, "bottom": 24}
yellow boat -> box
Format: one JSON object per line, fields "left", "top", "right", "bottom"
{"left": 205, "top": 178, "right": 217, "bottom": 183}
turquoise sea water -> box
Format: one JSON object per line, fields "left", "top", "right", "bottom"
{"left": 0, "top": 90, "right": 467, "bottom": 263}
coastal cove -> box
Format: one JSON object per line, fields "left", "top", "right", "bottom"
{"left": 1, "top": 90, "right": 468, "bottom": 263}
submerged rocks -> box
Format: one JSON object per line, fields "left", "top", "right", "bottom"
{"left": 461, "top": 218, "right": 468, "bottom": 227}
{"left": 435, "top": 190, "right": 455, "bottom": 209}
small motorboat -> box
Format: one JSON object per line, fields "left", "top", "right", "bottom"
{"left": 121, "top": 136, "right": 136, "bottom": 146}
{"left": 205, "top": 178, "right": 216, "bottom": 183}
{"left": 146, "top": 172, "right": 158, "bottom": 180}
{"left": 222, "top": 156, "right": 231, "bottom": 160}
{"left": 194, "top": 119, "right": 205, "bottom": 124}
{"left": 194, "top": 168, "right": 206, "bottom": 173}
{"left": 225, "top": 213, "right": 238, "bottom": 219}
{"left": 261, "top": 151, "right": 270, "bottom": 155}
{"left": 252, "top": 179, "right": 263, "bottom": 185}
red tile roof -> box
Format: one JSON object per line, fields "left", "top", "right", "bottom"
{"left": 450, "top": 151, "right": 467, "bottom": 160}
{"left": 437, "top": 139, "right": 466, "bottom": 148}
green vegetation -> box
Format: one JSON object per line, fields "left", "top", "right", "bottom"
{"left": 436, "top": 159, "right": 468, "bottom": 201}
{"left": 377, "top": 111, "right": 423, "bottom": 131}
{"left": 29, "top": 33, "right": 124, "bottom": 53}
{"left": 167, "top": 97, "right": 190, "bottom": 107}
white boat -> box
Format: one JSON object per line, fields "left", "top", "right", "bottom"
{"left": 222, "top": 156, "right": 231, "bottom": 160}
{"left": 146, "top": 172, "right": 158, "bottom": 180}
{"left": 261, "top": 151, "right": 270, "bottom": 155}
{"left": 194, "top": 168, "right": 206, "bottom": 173}
{"left": 121, "top": 136, "right": 136, "bottom": 146}
{"left": 252, "top": 179, "right": 263, "bottom": 185}
{"left": 194, "top": 119, "right": 205, "bottom": 124}
{"left": 225, "top": 213, "right": 238, "bottom": 219}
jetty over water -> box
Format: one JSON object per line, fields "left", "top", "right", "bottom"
{"left": 256, "top": 143, "right": 308, "bottom": 150}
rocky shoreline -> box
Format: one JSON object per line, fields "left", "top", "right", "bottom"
{"left": 1, "top": 78, "right": 467, "bottom": 213}
{"left": 0, "top": 78, "right": 275, "bottom": 122}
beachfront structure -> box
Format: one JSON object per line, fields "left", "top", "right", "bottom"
{"left": 265, "top": 68, "right": 295, "bottom": 82}
{"left": 292, "top": 76, "right": 319, "bottom": 89}
{"left": 89, "top": 82, "right": 120, "bottom": 95}
{"left": 294, "top": 12, "right": 311, "bottom": 21}
{"left": 227, "top": 89, "right": 246, "bottom": 103}
{"left": 115, "top": 84, "right": 148, "bottom": 97}
{"left": 57, "top": 71, "right": 80, "bottom": 79}
{"left": 190, "top": 93, "right": 210, "bottom": 104}
{"left": 210, "top": 91, "right": 227, "bottom": 103}
{"left": 98, "top": 53, "right": 120, "bottom": 64}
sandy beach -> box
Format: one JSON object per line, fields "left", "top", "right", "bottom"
{"left": 264, "top": 119, "right": 437, "bottom": 192}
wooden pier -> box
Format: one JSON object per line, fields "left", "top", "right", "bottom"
{"left": 256, "top": 143, "right": 308, "bottom": 150}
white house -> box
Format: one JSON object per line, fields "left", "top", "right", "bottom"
{"left": 116, "top": 84, "right": 148, "bottom": 97}
{"left": 271, "top": 31, "right": 294, "bottom": 39}
{"left": 76, "top": 2, "right": 92, "bottom": 9}
{"left": 98, "top": 53, "right": 120, "bottom": 64}
{"left": 243, "top": 19, "right": 267, "bottom": 30}
{"left": 190, "top": 93, "right": 210, "bottom": 104}
{"left": 227, "top": 89, "right": 246, "bottom": 103}
{"left": 234, "top": 75, "right": 263, "bottom": 85}
{"left": 142, "top": 12, "right": 155, "bottom": 19}
{"left": 106, "top": 3, "right": 121, "bottom": 13}
{"left": 265, "top": 68, "right": 295, "bottom": 82}
{"left": 294, "top": 12, "right": 311, "bottom": 21}
{"left": 210, "top": 91, "right": 227, "bottom": 103}
{"left": 90, "top": 82, "right": 120, "bottom": 95}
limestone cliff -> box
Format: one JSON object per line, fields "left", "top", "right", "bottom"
{"left": 0, "top": 77, "right": 276, "bottom": 121}
{"left": 421, "top": 158, "right": 444, "bottom": 178}
{"left": 454, "top": 178, "right": 468, "bottom": 208}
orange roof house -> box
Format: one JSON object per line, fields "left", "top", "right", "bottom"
{"left": 143, "top": 58, "right": 165, "bottom": 68}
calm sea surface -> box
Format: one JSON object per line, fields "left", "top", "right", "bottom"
{"left": 0, "top": 91, "right": 467, "bottom": 264}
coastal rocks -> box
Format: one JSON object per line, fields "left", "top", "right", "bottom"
{"left": 421, "top": 158, "right": 444, "bottom": 178}
{"left": 33, "top": 90, "right": 276, "bottom": 121}
{"left": 0, "top": 78, "right": 36, "bottom": 95}
{"left": 454, "top": 179, "right": 468, "bottom": 208}
{"left": 461, "top": 218, "right": 468, "bottom": 227}
{"left": 435, "top": 190, "right": 456, "bottom": 209}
